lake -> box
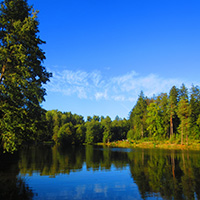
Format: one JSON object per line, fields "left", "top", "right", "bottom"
{"left": 0, "top": 145, "right": 200, "bottom": 200}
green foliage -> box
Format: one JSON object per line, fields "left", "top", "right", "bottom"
{"left": 156, "top": 93, "right": 170, "bottom": 137}
{"left": 101, "top": 116, "right": 112, "bottom": 143}
{"left": 56, "top": 123, "right": 74, "bottom": 146}
{"left": 75, "top": 124, "right": 86, "bottom": 144}
{"left": 177, "top": 98, "right": 191, "bottom": 144}
{"left": 45, "top": 109, "right": 130, "bottom": 146}
{"left": 179, "top": 83, "right": 188, "bottom": 100}
{"left": 197, "top": 115, "right": 200, "bottom": 126}
{"left": 111, "top": 118, "right": 129, "bottom": 140}
{"left": 47, "top": 110, "right": 86, "bottom": 145}
{"left": 85, "top": 120, "right": 103, "bottom": 144}
{"left": 169, "top": 86, "right": 179, "bottom": 138}
{"left": 190, "top": 85, "right": 200, "bottom": 137}
{"left": 127, "top": 129, "right": 135, "bottom": 140}
{"left": 0, "top": 0, "right": 51, "bottom": 152}
{"left": 128, "top": 84, "right": 200, "bottom": 143}
{"left": 146, "top": 93, "right": 170, "bottom": 139}
{"left": 146, "top": 102, "right": 164, "bottom": 138}
{"left": 129, "top": 91, "right": 147, "bottom": 139}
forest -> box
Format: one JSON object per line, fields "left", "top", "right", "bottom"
{"left": 128, "top": 84, "right": 200, "bottom": 144}
{"left": 39, "top": 84, "right": 200, "bottom": 147}
{"left": 1, "top": 0, "right": 200, "bottom": 152}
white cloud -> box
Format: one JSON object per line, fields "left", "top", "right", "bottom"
{"left": 112, "top": 95, "right": 125, "bottom": 101}
{"left": 46, "top": 68, "right": 188, "bottom": 103}
{"left": 95, "top": 90, "right": 108, "bottom": 100}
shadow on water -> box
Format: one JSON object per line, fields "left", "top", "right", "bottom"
{"left": 0, "top": 152, "right": 34, "bottom": 200}
{"left": 1, "top": 145, "right": 200, "bottom": 199}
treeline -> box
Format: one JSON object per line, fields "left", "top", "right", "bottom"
{"left": 43, "top": 110, "right": 129, "bottom": 146}
{"left": 41, "top": 84, "right": 200, "bottom": 146}
{"left": 128, "top": 84, "right": 200, "bottom": 144}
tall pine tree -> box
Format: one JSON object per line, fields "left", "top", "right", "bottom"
{"left": 177, "top": 84, "right": 191, "bottom": 145}
{"left": 129, "top": 91, "right": 147, "bottom": 139}
{"left": 169, "top": 86, "right": 179, "bottom": 139}
{"left": 190, "top": 85, "right": 200, "bottom": 138}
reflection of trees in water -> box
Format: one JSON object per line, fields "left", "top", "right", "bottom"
{"left": 19, "top": 145, "right": 85, "bottom": 176}
{"left": 0, "top": 152, "right": 34, "bottom": 200}
{"left": 128, "top": 149, "right": 200, "bottom": 200}
{"left": 14, "top": 146, "right": 200, "bottom": 200}
{"left": 18, "top": 145, "right": 129, "bottom": 175}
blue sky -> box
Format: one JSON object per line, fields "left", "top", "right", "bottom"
{"left": 29, "top": 0, "right": 200, "bottom": 120}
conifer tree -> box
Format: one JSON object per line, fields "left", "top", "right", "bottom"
{"left": 190, "top": 85, "right": 200, "bottom": 137}
{"left": 156, "top": 93, "right": 170, "bottom": 138}
{"left": 177, "top": 98, "right": 191, "bottom": 145}
{"left": 169, "top": 86, "right": 179, "bottom": 139}
{"left": 129, "top": 91, "right": 147, "bottom": 138}
{"left": 177, "top": 85, "right": 191, "bottom": 145}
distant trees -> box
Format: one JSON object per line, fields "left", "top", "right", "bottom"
{"left": 39, "top": 84, "right": 200, "bottom": 146}
{"left": 101, "top": 116, "right": 112, "bottom": 143}
{"left": 128, "top": 91, "right": 147, "bottom": 139}
{"left": 128, "top": 84, "right": 200, "bottom": 144}
{"left": 44, "top": 110, "right": 129, "bottom": 146}
{"left": 46, "top": 110, "right": 84, "bottom": 145}
{"left": 169, "top": 86, "right": 179, "bottom": 138}
{"left": 190, "top": 85, "right": 200, "bottom": 138}
{"left": 111, "top": 117, "right": 129, "bottom": 141}
{"left": 84, "top": 116, "right": 103, "bottom": 144}
{"left": 146, "top": 102, "right": 164, "bottom": 138}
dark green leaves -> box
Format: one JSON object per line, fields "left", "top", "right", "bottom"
{"left": 0, "top": 0, "right": 51, "bottom": 152}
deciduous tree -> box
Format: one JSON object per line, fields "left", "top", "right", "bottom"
{"left": 146, "top": 102, "right": 164, "bottom": 138}
{"left": 0, "top": 0, "right": 51, "bottom": 152}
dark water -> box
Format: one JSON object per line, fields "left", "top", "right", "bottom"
{"left": 1, "top": 145, "right": 200, "bottom": 200}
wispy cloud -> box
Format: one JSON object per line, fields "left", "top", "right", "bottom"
{"left": 46, "top": 69, "right": 190, "bottom": 102}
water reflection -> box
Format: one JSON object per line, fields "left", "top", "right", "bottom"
{"left": 0, "top": 152, "right": 34, "bottom": 200}
{"left": 1, "top": 145, "right": 200, "bottom": 199}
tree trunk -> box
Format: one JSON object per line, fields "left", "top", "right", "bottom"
{"left": 141, "top": 124, "right": 143, "bottom": 138}
{"left": 181, "top": 125, "right": 183, "bottom": 145}
{"left": 186, "top": 134, "right": 188, "bottom": 145}
{"left": 170, "top": 112, "right": 173, "bottom": 139}
{"left": 0, "top": 64, "right": 6, "bottom": 83}
{"left": 186, "top": 118, "right": 188, "bottom": 145}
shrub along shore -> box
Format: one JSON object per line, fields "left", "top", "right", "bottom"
{"left": 97, "top": 139, "right": 200, "bottom": 150}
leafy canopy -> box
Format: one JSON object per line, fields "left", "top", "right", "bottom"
{"left": 0, "top": 0, "right": 51, "bottom": 152}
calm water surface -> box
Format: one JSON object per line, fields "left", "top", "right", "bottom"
{"left": 1, "top": 145, "right": 200, "bottom": 200}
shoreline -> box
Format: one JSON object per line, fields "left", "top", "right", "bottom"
{"left": 97, "top": 140, "right": 200, "bottom": 151}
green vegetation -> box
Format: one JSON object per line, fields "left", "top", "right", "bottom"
{"left": 99, "top": 139, "right": 200, "bottom": 150}
{"left": 43, "top": 83, "right": 200, "bottom": 149}
{"left": 128, "top": 84, "right": 200, "bottom": 145}
{"left": 44, "top": 110, "right": 129, "bottom": 147}
{"left": 1, "top": 1, "right": 200, "bottom": 153}
{"left": 0, "top": 0, "right": 51, "bottom": 152}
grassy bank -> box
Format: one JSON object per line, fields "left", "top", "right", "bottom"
{"left": 97, "top": 139, "right": 200, "bottom": 150}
